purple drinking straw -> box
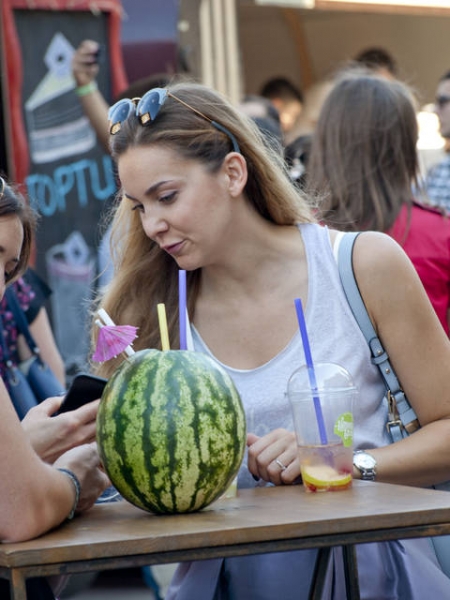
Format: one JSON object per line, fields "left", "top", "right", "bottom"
{"left": 294, "top": 298, "right": 328, "bottom": 445}
{"left": 179, "top": 270, "right": 187, "bottom": 350}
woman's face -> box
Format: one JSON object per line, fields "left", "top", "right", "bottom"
{"left": 118, "top": 145, "right": 236, "bottom": 270}
{"left": 0, "top": 215, "right": 23, "bottom": 298}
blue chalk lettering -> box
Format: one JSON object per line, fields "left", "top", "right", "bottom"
{"left": 91, "top": 155, "right": 116, "bottom": 200}
{"left": 26, "top": 155, "right": 116, "bottom": 216}
{"left": 71, "top": 159, "right": 92, "bottom": 207}
{"left": 53, "top": 165, "right": 76, "bottom": 212}
{"left": 26, "top": 174, "right": 59, "bottom": 216}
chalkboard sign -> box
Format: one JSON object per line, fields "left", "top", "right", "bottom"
{"left": 0, "top": 0, "right": 127, "bottom": 372}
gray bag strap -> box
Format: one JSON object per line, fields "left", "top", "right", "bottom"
{"left": 337, "top": 231, "right": 419, "bottom": 442}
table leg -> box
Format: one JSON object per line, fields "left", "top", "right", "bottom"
{"left": 9, "top": 570, "right": 27, "bottom": 600}
{"left": 309, "top": 547, "right": 332, "bottom": 600}
{"left": 342, "top": 544, "right": 360, "bottom": 600}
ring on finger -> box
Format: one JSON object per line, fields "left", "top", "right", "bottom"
{"left": 275, "top": 458, "right": 287, "bottom": 471}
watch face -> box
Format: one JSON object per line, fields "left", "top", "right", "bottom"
{"left": 354, "top": 452, "right": 376, "bottom": 469}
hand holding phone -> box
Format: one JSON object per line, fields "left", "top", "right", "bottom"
{"left": 58, "top": 373, "right": 107, "bottom": 414}
{"left": 83, "top": 44, "right": 103, "bottom": 65}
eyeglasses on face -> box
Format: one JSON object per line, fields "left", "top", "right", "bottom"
{"left": 108, "top": 87, "right": 240, "bottom": 153}
{"left": 435, "top": 95, "right": 450, "bottom": 109}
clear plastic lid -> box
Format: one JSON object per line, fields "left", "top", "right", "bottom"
{"left": 287, "top": 362, "right": 357, "bottom": 395}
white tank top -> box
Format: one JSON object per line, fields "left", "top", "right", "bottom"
{"left": 191, "top": 223, "right": 389, "bottom": 489}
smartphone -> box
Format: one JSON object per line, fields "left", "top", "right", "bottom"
{"left": 58, "top": 373, "right": 108, "bottom": 414}
{"left": 84, "top": 44, "right": 103, "bottom": 65}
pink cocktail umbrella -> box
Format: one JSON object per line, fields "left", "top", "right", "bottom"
{"left": 92, "top": 310, "right": 138, "bottom": 362}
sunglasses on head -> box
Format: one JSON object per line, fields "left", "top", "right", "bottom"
{"left": 108, "top": 87, "right": 240, "bottom": 153}
{"left": 435, "top": 95, "right": 450, "bottom": 109}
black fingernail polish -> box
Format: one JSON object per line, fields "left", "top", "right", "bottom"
{"left": 252, "top": 474, "right": 260, "bottom": 482}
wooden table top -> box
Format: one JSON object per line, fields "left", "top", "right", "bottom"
{"left": 2, "top": 480, "right": 450, "bottom": 569}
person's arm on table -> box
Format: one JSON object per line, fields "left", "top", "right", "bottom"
{"left": 0, "top": 379, "right": 108, "bottom": 542}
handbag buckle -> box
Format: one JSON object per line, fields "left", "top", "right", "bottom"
{"left": 386, "top": 418, "right": 403, "bottom": 434}
{"left": 386, "top": 390, "right": 406, "bottom": 437}
{"left": 387, "top": 390, "right": 400, "bottom": 421}
{"left": 386, "top": 390, "right": 419, "bottom": 435}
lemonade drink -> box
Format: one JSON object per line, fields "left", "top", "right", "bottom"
{"left": 298, "top": 442, "right": 352, "bottom": 493}
{"left": 287, "top": 362, "right": 357, "bottom": 493}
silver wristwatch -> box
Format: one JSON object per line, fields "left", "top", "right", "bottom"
{"left": 353, "top": 450, "right": 377, "bottom": 481}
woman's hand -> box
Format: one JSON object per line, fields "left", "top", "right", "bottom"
{"left": 247, "top": 429, "right": 300, "bottom": 485}
{"left": 54, "top": 442, "right": 110, "bottom": 514}
{"left": 21, "top": 396, "right": 100, "bottom": 464}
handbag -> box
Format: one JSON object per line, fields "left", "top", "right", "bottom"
{"left": 337, "top": 230, "right": 450, "bottom": 577}
{"left": 1, "top": 288, "right": 65, "bottom": 419}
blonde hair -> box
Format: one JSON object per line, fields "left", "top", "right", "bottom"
{"left": 93, "top": 83, "right": 314, "bottom": 376}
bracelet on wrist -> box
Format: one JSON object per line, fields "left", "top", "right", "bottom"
{"left": 57, "top": 468, "right": 81, "bottom": 520}
{"left": 75, "top": 81, "right": 98, "bottom": 97}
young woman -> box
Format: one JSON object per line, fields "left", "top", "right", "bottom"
{"left": 0, "top": 177, "right": 109, "bottom": 544}
{"left": 94, "top": 83, "right": 450, "bottom": 598}
{"left": 307, "top": 69, "right": 450, "bottom": 334}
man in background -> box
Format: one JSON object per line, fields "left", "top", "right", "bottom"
{"left": 424, "top": 70, "right": 450, "bottom": 213}
{"left": 353, "top": 46, "right": 398, "bottom": 80}
{"left": 260, "top": 77, "right": 303, "bottom": 144}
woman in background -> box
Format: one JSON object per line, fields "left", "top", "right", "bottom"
{"left": 307, "top": 69, "right": 450, "bottom": 334}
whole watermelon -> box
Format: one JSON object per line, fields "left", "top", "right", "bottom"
{"left": 97, "top": 349, "right": 246, "bottom": 514}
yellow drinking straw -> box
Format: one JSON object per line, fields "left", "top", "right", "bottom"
{"left": 157, "top": 303, "right": 170, "bottom": 351}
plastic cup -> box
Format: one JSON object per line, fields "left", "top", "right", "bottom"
{"left": 287, "top": 362, "right": 357, "bottom": 493}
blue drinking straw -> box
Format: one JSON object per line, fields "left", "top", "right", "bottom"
{"left": 179, "top": 270, "right": 187, "bottom": 350}
{"left": 294, "top": 298, "right": 328, "bottom": 445}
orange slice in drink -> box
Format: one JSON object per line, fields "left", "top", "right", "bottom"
{"left": 302, "top": 465, "right": 352, "bottom": 492}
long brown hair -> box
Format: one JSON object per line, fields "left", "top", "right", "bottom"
{"left": 93, "top": 82, "right": 314, "bottom": 376}
{"left": 0, "top": 176, "right": 37, "bottom": 284}
{"left": 307, "top": 70, "right": 419, "bottom": 232}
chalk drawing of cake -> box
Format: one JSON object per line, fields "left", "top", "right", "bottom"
{"left": 25, "top": 32, "right": 96, "bottom": 164}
